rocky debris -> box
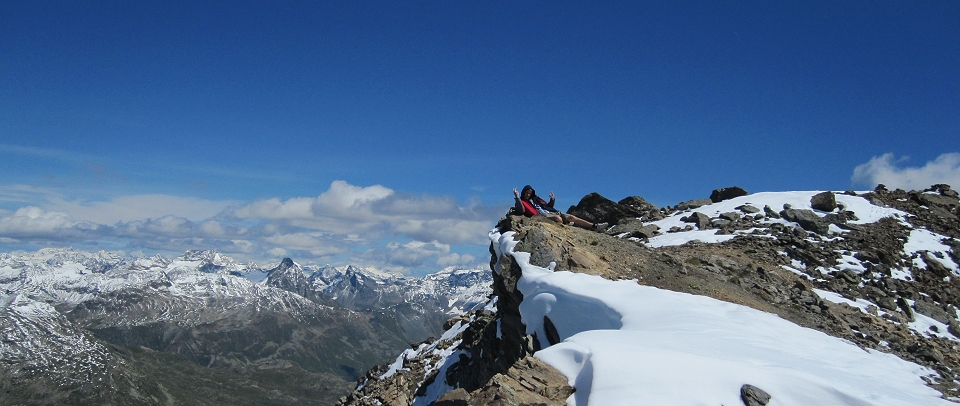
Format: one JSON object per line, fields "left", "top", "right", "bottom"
{"left": 710, "top": 186, "right": 749, "bottom": 203}
{"left": 740, "top": 384, "right": 771, "bottom": 406}
{"left": 810, "top": 191, "right": 838, "bottom": 212}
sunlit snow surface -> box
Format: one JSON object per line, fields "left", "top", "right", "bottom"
{"left": 489, "top": 229, "right": 952, "bottom": 405}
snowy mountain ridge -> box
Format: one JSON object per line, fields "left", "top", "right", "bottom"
{"left": 1, "top": 247, "right": 492, "bottom": 405}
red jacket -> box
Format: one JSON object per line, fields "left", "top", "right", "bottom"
{"left": 515, "top": 196, "right": 556, "bottom": 217}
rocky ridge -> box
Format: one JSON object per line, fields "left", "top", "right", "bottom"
{"left": 341, "top": 184, "right": 960, "bottom": 405}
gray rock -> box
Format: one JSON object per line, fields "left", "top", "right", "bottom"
{"left": 897, "top": 297, "right": 916, "bottom": 322}
{"left": 681, "top": 212, "right": 712, "bottom": 229}
{"left": 763, "top": 205, "right": 780, "bottom": 219}
{"left": 610, "top": 219, "right": 659, "bottom": 239}
{"left": 878, "top": 296, "right": 898, "bottom": 312}
{"left": 712, "top": 219, "right": 733, "bottom": 228}
{"left": 740, "top": 384, "right": 771, "bottom": 406}
{"left": 916, "top": 192, "right": 960, "bottom": 207}
{"left": 914, "top": 300, "right": 954, "bottom": 326}
{"left": 780, "top": 208, "right": 830, "bottom": 235}
{"left": 676, "top": 198, "right": 713, "bottom": 211}
{"left": 710, "top": 186, "right": 748, "bottom": 203}
{"left": 736, "top": 204, "right": 761, "bottom": 214}
{"left": 810, "top": 191, "right": 838, "bottom": 212}
{"left": 720, "top": 212, "right": 742, "bottom": 222}
{"left": 923, "top": 252, "right": 952, "bottom": 278}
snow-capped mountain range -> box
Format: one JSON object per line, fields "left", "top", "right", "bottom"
{"left": 0, "top": 248, "right": 491, "bottom": 405}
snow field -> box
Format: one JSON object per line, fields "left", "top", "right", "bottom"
{"left": 490, "top": 228, "right": 953, "bottom": 405}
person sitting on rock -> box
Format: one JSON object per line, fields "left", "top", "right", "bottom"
{"left": 513, "top": 185, "right": 607, "bottom": 231}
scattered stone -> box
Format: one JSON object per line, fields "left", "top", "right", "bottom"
{"left": 736, "top": 204, "right": 761, "bottom": 214}
{"left": 810, "top": 191, "right": 838, "bottom": 212}
{"left": 711, "top": 186, "right": 748, "bottom": 203}
{"left": 740, "top": 384, "right": 771, "bottom": 406}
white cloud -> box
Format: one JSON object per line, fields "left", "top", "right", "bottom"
{"left": 852, "top": 153, "right": 960, "bottom": 191}
{"left": 0, "top": 207, "right": 104, "bottom": 239}
{"left": 437, "top": 252, "right": 477, "bottom": 267}
{"left": 50, "top": 194, "right": 236, "bottom": 224}
{"left": 0, "top": 180, "right": 503, "bottom": 274}
{"left": 228, "top": 180, "right": 505, "bottom": 245}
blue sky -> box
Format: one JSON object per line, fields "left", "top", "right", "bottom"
{"left": 2, "top": 1, "right": 959, "bottom": 274}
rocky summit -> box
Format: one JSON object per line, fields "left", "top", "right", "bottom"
{"left": 341, "top": 184, "right": 960, "bottom": 405}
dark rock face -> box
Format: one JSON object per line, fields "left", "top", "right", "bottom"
{"left": 741, "top": 384, "right": 771, "bottom": 406}
{"left": 566, "top": 192, "right": 647, "bottom": 225}
{"left": 810, "top": 191, "right": 838, "bottom": 212}
{"left": 710, "top": 187, "right": 748, "bottom": 203}
{"left": 265, "top": 258, "right": 310, "bottom": 298}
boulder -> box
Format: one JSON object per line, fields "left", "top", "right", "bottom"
{"left": 682, "top": 212, "right": 712, "bottom": 229}
{"left": 566, "top": 193, "right": 645, "bottom": 225}
{"left": 763, "top": 205, "right": 780, "bottom": 219}
{"left": 740, "top": 384, "right": 771, "bottom": 406}
{"left": 780, "top": 209, "right": 830, "bottom": 235}
{"left": 618, "top": 196, "right": 664, "bottom": 221}
{"left": 810, "top": 192, "right": 837, "bottom": 212}
{"left": 710, "top": 187, "right": 748, "bottom": 203}
{"left": 736, "top": 204, "right": 760, "bottom": 214}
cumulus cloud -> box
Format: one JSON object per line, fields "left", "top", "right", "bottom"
{"left": 0, "top": 206, "right": 107, "bottom": 240}
{"left": 852, "top": 153, "right": 960, "bottom": 191}
{"left": 228, "top": 180, "right": 504, "bottom": 245}
{"left": 0, "top": 180, "right": 505, "bottom": 274}
{"left": 49, "top": 194, "right": 236, "bottom": 224}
